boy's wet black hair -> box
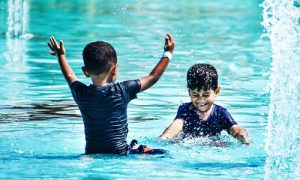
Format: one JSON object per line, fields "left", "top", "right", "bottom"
{"left": 82, "top": 41, "right": 117, "bottom": 75}
{"left": 187, "top": 63, "right": 218, "bottom": 91}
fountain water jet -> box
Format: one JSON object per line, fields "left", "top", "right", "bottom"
{"left": 6, "top": 0, "right": 28, "bottom": 39}
{"left": 4, "top": 0, "right": 32, "bottom": 64}
{"left": 261, "top": 0, "right": 300, "bottom": 179}
{"left": 2, "top": 0, "right": 31, "bottom": 105}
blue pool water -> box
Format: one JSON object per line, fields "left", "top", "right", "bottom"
{"left": 0, "top": 0, "right": 299, "bottom": 179}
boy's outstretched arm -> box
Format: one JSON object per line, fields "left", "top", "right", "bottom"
{"left": 160, "top": 118, "right": 184, "bottom": 140}
{"left": 139, "top": 33, "right": 175, "bottom": 92}
{"left": 48, "top": 36, "right": 77, "bottom": 85}
{"left": 229, "top": 125, "right": 250, "bottom": 145}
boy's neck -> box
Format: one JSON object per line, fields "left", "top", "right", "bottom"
{"left": 91, "top": 74, "right": 114, "bottom": 87}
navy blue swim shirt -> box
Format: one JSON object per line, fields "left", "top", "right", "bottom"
{"left": 70, "top": 80, "right": 141, "bottom": 154}
{"left": 175, "top": 102, "right": 237, "bottom": 138}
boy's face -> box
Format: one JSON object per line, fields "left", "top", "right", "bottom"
{"left": 189, "top": 87, "right": 220, "bottom": 113}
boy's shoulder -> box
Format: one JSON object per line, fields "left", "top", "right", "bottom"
{"left": 70, "top": 79, "right": 141, "bottom": 100}
{"left": 118, "top": 79, "right": 140, "bottom": 86}
{"left": 69, "top": 79, "right": 139, "bottom": 88}
{"left": 117, "top": 79, "right": 141, "bottom": 92}
{"left": 69, "top": 80, "right": 87, "bottom": 89}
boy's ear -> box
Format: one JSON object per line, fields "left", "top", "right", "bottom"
{"left": 111, "top": 64, "right": 118, "bottom": 76}
{"left": 188, "top": 89, "right": 191, "bottom": 96}
{"left": 215, "top": 86, "right": 221, "bottom": 95}
{"left": 82, "top": 66, "right": 90, "bottom": 77}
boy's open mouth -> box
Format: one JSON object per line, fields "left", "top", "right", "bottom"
{"left": 198, "top": 102, "right": 208, "bottom": 107}
{"left": 197, "top": 102, "right": 208, "bottom": 109}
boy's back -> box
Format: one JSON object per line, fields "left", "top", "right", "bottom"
{"left": 70, "top": 80, "right": 140, "bottom": 154}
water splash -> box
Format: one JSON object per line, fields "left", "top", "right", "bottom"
{"left": 2, "top": 0, "right": 33, "bottom": 105}
{"left": 4, "top": 0, "right": 32, "bottom": 64}
{"left": 261, "top": 0, "right": 300, "bottom": 179}
{"left": 6, "top": 0, "right": 28, "bottom": 39}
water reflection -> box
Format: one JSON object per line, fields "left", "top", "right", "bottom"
{"left": 0, "top": 100, "right": 163, "bottom": 123}
{"left": 0, "top": 100, "right": 80, "bottom": 123}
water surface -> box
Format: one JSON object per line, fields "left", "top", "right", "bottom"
{"left": 0, "top": 0, "right": 271, "bottom": 178}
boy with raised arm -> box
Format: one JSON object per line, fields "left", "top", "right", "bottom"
{"left": 161, "top": 63, "right": 249, "bottom": 144}
{"left": 48, "top": 34, "right": 175, "bottom": 154}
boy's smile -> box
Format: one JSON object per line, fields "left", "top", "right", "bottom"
{"left": 189, "top": 88, "right": 220, "bottom": 114}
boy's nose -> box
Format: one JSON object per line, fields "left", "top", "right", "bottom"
{"left": 196, "top": 98, "right": 206, "bottom": 104}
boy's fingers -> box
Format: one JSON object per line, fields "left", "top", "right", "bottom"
{"left": 50, "top": 37, "right": 56, "bottom": 48}
{"left": 164, "top": 33, "right": 174, "bottom": 51}
{"left": 166, "top": 33, "right": 173, "bottom": 43}
{"left": 165, "top": 33, "right": 174, "bottom": 49}
{"left": 165, "top": 36, "right": 169, "bottom": 45}
{"left": 165, "top": 35, "right": 171, "bottom": 50}
{"left": 60, "top": 40, "right": 64, "bottom": 49}
{"left": 166, "top": 33, "right": 171, "bottom": 40}
{"left": 48, "top": 51, "right": 55, "bottom": 55}
{"left": 53, "top": 38, "right": 59, "bottom": 49}
{"left": 48, "top": 42, "right": 54, "bottom": 50}
{"left": 51, "top": 36, "right": 59, "bottom": 49}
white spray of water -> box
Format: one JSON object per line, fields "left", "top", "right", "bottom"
{"left": 5, "top": 0, "right": 32, "bottom": 64}
{"left": 6, "top": 0, "right": 28, "bottom": 39}
{"left": 261, "top": 0, "right": 300, "bottom": 179}
{"left": 3, "top": 0, "right": 32, "bottom": 105}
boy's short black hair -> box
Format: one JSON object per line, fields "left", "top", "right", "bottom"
{"left": 82, "top": 41, "right": 117, "bottom": 75}
{"left": 187, "top": 63, "right": 218, "bottom": 91}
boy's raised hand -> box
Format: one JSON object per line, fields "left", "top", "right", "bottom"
{"left": 139, "top": 33, "right": 175, "bottom": 92}
{"left": 47, "top": 36, "right": 77, "bottom": 85}
{"left": 48, "top": 36, "right": 66, "bottom": 56}
{"left": 164, "top": 33, "right": 175, "bottom": 53}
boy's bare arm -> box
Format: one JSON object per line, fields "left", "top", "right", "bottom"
{"left": 48, "top": 36, "right": 77, "bottom": 85}
{"left": 139, "top": 33, "right": 175, "bottom": 92}
{"left": 160, "top": 118, "right": 184, "bottom": 139}
{"left": 229, "top": 125, "right": 250, "bottom": 145}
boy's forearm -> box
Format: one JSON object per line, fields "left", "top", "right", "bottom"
{"left": 142, "top": 57, "right": 170, "bottom": 90}
{"left": 149, "top": 57, "right": 170, "bottom": 87}
{"left": 48, "top": 36, "right": 77, "bottom": 84}
{"left": 139, "top": 33, "right": 174, "bottom": 92}
{"left": 160, "top": 119, "right": 183, "bottom": 140}
{"left": 160, "top": 127, "right": 176, "bottom": 140}
{"left": 230, "top": 125, "right": 250, "bottom": 145}
{"left": 151, "top": 57, "right": 170, "bottom": 77}
{"left": 57, "top": 55, "right": 77, "bottom": 85}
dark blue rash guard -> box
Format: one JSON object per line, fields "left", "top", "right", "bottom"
{"left": 175, "top": 102, "right": 237, "bottom": 138}
{"left": 70, "top": 80, "right": 141, "bottom": 154}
